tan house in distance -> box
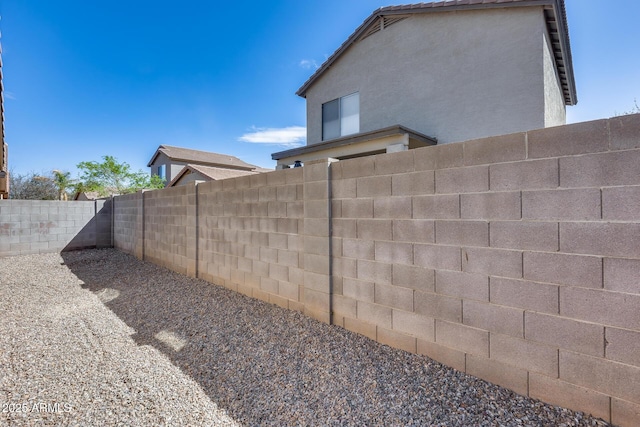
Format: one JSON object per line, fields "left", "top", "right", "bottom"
{"left": 273, "top": 0, "right": 576, "bottom": 168}
{"left": 148, "top": 145, "right": 270, "bottom": 187}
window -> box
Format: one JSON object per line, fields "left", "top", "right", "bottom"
{"left": 157, "top": 164, "right": 166, "bottom": 181}
{"left": 322, "top": 92, "right": 359, "bottom": 140}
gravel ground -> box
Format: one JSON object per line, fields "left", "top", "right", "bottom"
{"left": 0, "top": 249, "right": 612, "bottom": 427}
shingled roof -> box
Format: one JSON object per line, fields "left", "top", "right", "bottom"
{"left": 297, "top": 0, "right": 576, "bottom": 105}
{"left": 166, "top": 164, "right": 268, "bottom": 187}
{"left": 147, "top": 145, "right": 259, "bottom": 171}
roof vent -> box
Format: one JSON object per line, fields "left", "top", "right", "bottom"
{"left": 359, "top": 16, "right": 407, "bottom": 42}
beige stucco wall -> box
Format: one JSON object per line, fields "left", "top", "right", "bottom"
{"left": 305, "top": 7, "right": 565, "bottom": 145}
{"left": 171, "top": 170, "right": 204, "bottom": 187}
{"left": 149, "top": 152, "right": 189, "bottom": 184}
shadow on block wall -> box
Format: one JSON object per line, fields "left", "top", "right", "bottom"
{"left": 0, "top": 199, "right": 112, "bottom": 257}
{"left": 62, "top": 198, "right": 113, "bottom": 252}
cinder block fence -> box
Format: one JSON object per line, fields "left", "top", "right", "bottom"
{"left": 1, "top": 115, "right": 637, "bottom": 426}
{"left": 110, "top": 114, "right": 640, "bottom": 426}
{"left": 327, "top": 115, "right": 640, "bottom": 427}
{"left": 0, "top": 199, "right": 112, "bottom": 256}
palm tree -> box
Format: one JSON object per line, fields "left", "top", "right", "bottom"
{"left": 52, "top": 170, "right": 74, "bottom": 201}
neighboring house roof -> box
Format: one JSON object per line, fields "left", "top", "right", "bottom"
{"left": 296, "top": 0, "right": 577, "bottom": 105}
{"left": 147, "top": 145, "right": 260, "bottom": 171}
{"left": 272, "top": 125, "right": 436, "bottom": 162}
{"left": 167, "top": 164, "right": 270, "bottom": 187}
{"left": 74, "top": 191, "right": 105, "bottom": 201}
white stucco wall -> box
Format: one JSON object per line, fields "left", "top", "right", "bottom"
{"left": 305, "top": 7, "right": 563, "bottom": 145}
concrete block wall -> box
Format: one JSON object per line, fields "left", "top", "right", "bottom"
{"left": 95, "top": 198, "right": 113, "bottom": 249}
{"left": 330, "top": 113, "right": 640, "bottom": 426}
{"left": 0, "top": 199, "right": 111, "bottom": 256}
{"left": 197, "top": 167, "right": 308, "bottom": 313}
{"left": 110, "top": 114, "right": 640, "bottom": 426}
{"left": 113, "top": 192, "right": 144, "bottom": 259}
{"left": 302, "top": 159, "right": 334, "bottom": 322}
{"left": 143, "top": 184, "right": 197, "bottom": 277}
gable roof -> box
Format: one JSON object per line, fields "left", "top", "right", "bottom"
{"left": 167, "top": 164, "right": 269, "bottom": 187}
{"left": 296, "top": 0, "right": 577, "bottom": 105}
{"left": 147, "top": 145, "right": 259, "bottom": 171}
{"left": 74, "top": 191, "right": 102, "bottom": 201}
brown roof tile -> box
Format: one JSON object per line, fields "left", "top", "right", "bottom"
{"left": 167, "top": 164, "right": 269, "bottom": 187}
{"left": 148, "top": 145, "right": 259, "bottom": 170}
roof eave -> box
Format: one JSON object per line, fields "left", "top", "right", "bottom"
{"left": 296, "top": 9, "right": 383, "bottom": 98}
{"left": 147, "top": 145, "right": 256, "bottom": 171}
{"left": 169, "top": 158, "right": 255, "bottom": 171}
{"left": 166, "top": 165, "right": 191, "bottom": 187}
{"left": 272, "top": 124, "right": 436, "bottom": 161}
{"left": 552, "top": 0, "right": 577, "bottom": 105}
{"left": 146, "top": 147, "right": 165, "bottom": 167}
{"left": 296, "top": 0, "right": 577, "bottom": 105}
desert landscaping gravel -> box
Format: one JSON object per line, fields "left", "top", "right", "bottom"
{"left": 0, "top": 249, "right": 612, "bottom": 426}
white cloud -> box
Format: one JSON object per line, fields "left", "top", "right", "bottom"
{"left": 299, "top": 59, "right": 319, "bottom": 70}
{"left": 238, "top": 126, "right": 306, "bottom": 147}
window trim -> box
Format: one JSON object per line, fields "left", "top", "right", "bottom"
{"left": 157, "top": 164, "right": 167, "bottom": 181}
{"left": 322, "top": 92, "right": 360, "bottom": 141}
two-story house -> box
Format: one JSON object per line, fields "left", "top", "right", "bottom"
{"left": 273, "top": 0, "right": 576, "bottom": 168}
{"left": 148, "top": 145, "right": 270, "bottom": 187}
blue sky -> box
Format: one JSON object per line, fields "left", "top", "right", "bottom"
{"left": 2, "top": 0, "right": 639, "bottom": 176}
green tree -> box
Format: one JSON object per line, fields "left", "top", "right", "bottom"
{"left": 76, "top": 155, "right": 164, "bottom": 196}
{"left": 52, "top": 170, "right": 74, "bottom": 201}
